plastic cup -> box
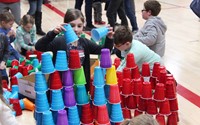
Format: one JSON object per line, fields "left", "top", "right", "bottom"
{"left": 167, "top": 112, "right": 178, "bottom": 125}
{"left": 93, "top": 86, "right": 106, "bottom": 106}
{"left": 126, "top": 95, "right": 137, "bottom": 109}
{"left": 169, "top": 98, "right": 179, "bottom": 111}
{"left": 146, "top": 99, "right": 158, "bottom": 115}
{"left": 126, "top": 53, "right": 136, "bottom": 68}
{"left": 56, "top": 109, "right": 69, "bottom": 125}
{"left": 55, "top": 50, "right": 69, "bottom": 71}
{"left": 152, "top": 62, "right": 160, "bottom": 77}
{"left": 134, "top": 109, "right": 143, "bottom": 117}
{"left": 89, "top": 83, "right": 95, "bottom": 100}
{"left": 149, "top": 76, "right": 157, "bottom": 89}
{"left": 93, "top": 66, "right": 105, "bottom": 86}
{"left": 41, "top": 52, "right": 55, "bottom": 74}
{"left": 141, "top": 82, "right": 152, "bottom": 99}
{"left": 68, "top": 50, "right": 81, "bottom": 69}
{"left": 109, "top": 85, "right": 121, "bottom": 104}
{"left": 14, "top": 72, "right": 23, "bottom": 79}
{"left": 34, "top": 110, "right": 43, "bottom": 125}
{"left": 154, "top": 83, "right": 165, "bottom": 101}
{"left": 62, "top": 70, "right": 74, "bottom": 87}
{"left": 165, "top": 81, "right": 176, "bottom": 99}
{"left": 49, "top": 71, "right": 63, "bottom": 90}
{"left": 42, "top": 111, "right": 54, "bottom": 125}
{"left": 120, "top": 94, "right": 126, "bottom": 108}
{"left": 133, "top": 79, "right": 143, "bottom": 96}
{"left": 63, "top": 86, "right": 76, "bottom": 107}
{"left": 96, "top": 105, "right": 110, "bottom": 124}
{"left": 1, "top": 80, "right": 8, "bottom": 90}
{"left": 34, "top": 50, "right": 43, "bottom": 61}
{"left": 68, "top": 106, "right": 80, "bottom": 125}
{"left": 106, "top": 65, "right": 118, "bottom": 85}
{"left": 73, "top": 66, "right": 86, "bottom": 85}
{"left": 100, "top": 48, "right": 112, "bottom": 68}
{"left": 159, "top": 100, "right": 171, "bottom": 115}
{"left": 104, "top": 84, "right": 110, "bottom": 100}
{"left": 29, "top": 54, "right": 37, "bottom": 61}
{"left": 9, "top": 91, "right": 18, "bottom": 99}
{"left": 156, "top": 114, "right": 166, "bottom": 125}
{"left": 81, "top": 103, "right": 94, "bottom": 124}
{"left": 32, "top": 58, "right": 40, "bottom": 68}
{"left": 10, "top": 76, "right": 18, "bottom": 86}
{"left": 122, "top": 78, "right": 132, "bottom": 95}
{"left": 110, "top": 103, "right": 124, "bottom": 123}
{"left": 158, "top": 70, "right": 167, "bottom": 84}
{"left": 141, "top": 62, "right": 150, "bottom": 77}
{"left": 75, "top": 85, "right": 89, "bottom": 105}
{"left": 138, "top": 97, "right": 147, "bottom": 112}
{"left": 12, "top": 99, "right": 22, "bottom": 116}
{"left": 131, "top": 65, "right": 141, "bottom": 79}
{"left": 113, "top": 57, "right": 121, "bottom": 69}
{"left": 11, "top": 59, "right": 19, "bottom": 67}
{"left": 91, "top": 26, "right": 109, "bottom": 41}
{"left": 50, "top": 89, "right": 65, "bottom": 111}
{"left": 64, "top": 24, "right": 79, "bottom": 44}
{"left": 116, "top": 71, "right": 123, "bottom": 87}
{"left": 22, "top": 98, "right": 35, "bottom": 111}
{"left": 22, "top": 66, "right": 28, "bottom": 76}
{"left": 9, "top": 68, "right": 18, "bottom": 77}
{"left": 35, "top": 71, "right": 48, "bottom": 92}
{"left": 35, "top": 91, "right": 50, "bottom": 112}
{"left": 122, "top": 67, "right": 131, "bottom": 79}
{"left": 122, "top": 108, "right": 131, "bottom": 119}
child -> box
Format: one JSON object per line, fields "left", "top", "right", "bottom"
{"left": 113, "top": 25, "right": 160, "bottom": 71}
{"left": 35, "top": 9, "right": 114, "bottom": 91}
{"left": 120, "top": 114, "right": 159, "bottom": 125}
{"left": 0, "top": 11, "right": 21, "bottom": 60}
{"left": 134, "top": 0, "right": 167, "bottom": 57}
{"left": 0, "top": 34, "right": 9, "bottom": 83}
{"left": 92, "top": 0, "right": 106, "bottom": 25}
{"left": 14, "top": 14, "right": 37, "bottom": 56}
{"left": 0, "top": 70, "right": 19, "bottom": 125}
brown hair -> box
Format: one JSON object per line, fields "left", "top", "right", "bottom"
{"left": 113, "top": 25, "right": 133, "bottom": 45}
{"left": 0, "top": 11, "right": 14, "bottom": 23}
{"left": 20, "top": 14, "right": 35, "bottom": 26}
{"left": 144, "top": 0, "right": 161, "bottom": 16}
{"left": 64, "top": 9, "right": 84, "bottom": 23}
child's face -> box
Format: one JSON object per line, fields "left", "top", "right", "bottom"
{"left": 1, "top": 21, "right": 14, "bottom": 29}
{"left": 23, "top": 23, "right": 33, "bottom": 32}
{"left": 142, "top": 8, "right": 151, "bottom": 20}
{"left": 69, "top": 18, "right": 84, "bottom": 36}
{"left": 114, "top": 42, "right": 131, "bottom": 51}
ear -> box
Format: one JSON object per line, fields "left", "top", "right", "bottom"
{"left": 125, "top": 41, "right": 131, "bottom": 46}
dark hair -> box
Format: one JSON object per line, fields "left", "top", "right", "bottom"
{"left": 144, "top": 0, "right": 161, "bottom": 16}
{"left": 64, "top": 9, "right": 84, "bottom": 23}
{"left": 0, "top": 11, "right": 14, "bottom": 23}
{"left": 20, "top": 14, "right": 35, "bottom": 26}
{"left": 113, "top": 25, "right": 133, "bottom": 45}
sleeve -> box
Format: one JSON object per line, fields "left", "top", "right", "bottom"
{"left": 134, "top": 24, "right": 158, "bottom": 46}
{"left": 2, "top": 35, "right": 10, "bottom": 62}
{"left": 16, "top": 30, "right": 33, "bottom": 51}
{"left": 31, "top": 25, "right": 37, "bottom": 44}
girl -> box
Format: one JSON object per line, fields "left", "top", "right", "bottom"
{"left": 0, "top": 73, "right": 19, "bottom": 125}
{"left": 14, "top": 14, "right": 37, "bottom": 56}
{"left": 35, "top": 9, "right": 114, "bottom": 91}
{"left": 0, "top": 11, "right": 21, "bottom": 60}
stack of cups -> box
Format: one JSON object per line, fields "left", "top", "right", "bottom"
{"left": 55, "top": 50, "right": 68, "bottom": 71}
{"left": 68, "top": 50, "right": 81, "bottom": 70}
{"left": 41, "top": 52, "right": 55, "bottom": 74}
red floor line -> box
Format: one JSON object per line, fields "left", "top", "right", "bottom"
{"left": 177, "top": 84, "right": 200, "bottom": 108}
{"left": 44, "top": 3, "right": 200, "bottom": 108}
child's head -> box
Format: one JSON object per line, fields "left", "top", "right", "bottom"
{"left": 64, "top": 9, "right": 84, "bottom": 36}
{"left": 142, "top": 0, "right": 161, "bottom": 20}
{"left": 0, "top": 11, "right": 15, "bottom": 29}
{"left": 121, "top": 114, "right": 159, "bottom": 125}
{"left": 113, "top": 25, "right": 133, "bottom": 51}
{"left": 20, "top": 14, "right": 35, "bottom": 32}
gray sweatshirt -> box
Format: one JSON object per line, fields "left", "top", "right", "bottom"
{"left": 134, "top": 16, "right": 167, "bottom": 57}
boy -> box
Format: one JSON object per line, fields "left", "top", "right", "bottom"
{"left": 113, "top": 25, "right": 160, "bottom": 71}
{"left": 134, "top": 0, "right": 167, "bottom": 57}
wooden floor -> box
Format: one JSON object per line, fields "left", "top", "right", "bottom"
{"left": 16, "top": 0, "right": 200, "bottom": 124}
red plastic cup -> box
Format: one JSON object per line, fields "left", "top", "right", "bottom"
{"left": 126, "top": 53, "right": 136, "bottom": 68}
{"left": 152, "top": 62, "right": 160, "bottom": 77}
{"left": 165, "top": 81, "right": 176, "bottom": 99}
{"left": 146, "top": 99, "right": 158, "bottom": 115}
{"left": 27, "top": 64, "right": 34, "bottom": 71}
{"left": 34, "top": 50, "right": 42, "bottom": 61}
{"left": 167, "top": 112, "right": 178, "bottom": 125}
{"left": 11, "top": 59, "right": 19, "bottom": 67}
{"left": 9, "top": 68, "right": 18, "bottom": 77}
{"left": 172, "top": 111, "right": 179, "bottom": 122}
{"left": 120, "top": 94, "right": 127, "bottom": 108}
{"left": 109, "top": 85, "right": 121, "bottom": 104}
{"left": 10, "top": 76, "right": 18, "bottom": 86}
{"left": 154, "top": 83, "right": 165, "bottom": 101}
{"left": 113, "top": 57, "right": 121, "bottom": 69}
{"left": 26, "top": 51, "right": 33, "bottom": 60}
{"left": 122, "top": 67, "right": 131, "bottom": 79}
{"left": 133, "top": 79, "right": 142, "bottom": 96}
{"left": 169, "top": 99, "right": 179, "bottom": 111}
{"left": 89, "top": 81, "right": 95, "bottom": 100}
{"left": 12, "top": 99, "right": 22, "bottom": 116}
{"left": 122, "top": 108, "right": 132, "bottom": 119}
{"left": 68, "top": 50, "right": 81, "bottom": 69}
{"left": 138, "top": 97, "right": 147, "bottom": 112}
{"left": 18, "top": 65, "right": 23, "bottom": 74}
{"left": 159, "top": 100, "right": 171, "bottom": 115}
{"left": 156, "top": 114, "right": 166, "bottom": 125}
{"left": 97, "top": 105, "right": 110, "bottom": 124}
{"left": 49, "top": 71, "right": 63, "bottom": 90}
{"left": 22, "top": 66, "right": 28, "bottom": 76}
{"left": 122, "top": 78, "right": 132, "bottom": 95}
{"left": 131, "top": 66, "right": 140, "bottom": 79}
{"left": 141, "top": 62, "right": 150, "bottom": 77}
{"left": 126, "top": 95, "right": 137, "bottom": 109}
{"left": 116, "top": 71, "right": 123, "bottom": 87}
{"left": 2, "top": 80, "right": 8, "bottom": 90}
{"left": 149, "top": 76, "right": 157, "bottom": 89}
{"left": 141, "top": 82, "right": 152, "bottom": 99}
{"left": 134, "top": 109, "right": 143, "bottom": 117}
{"left": 81, "top": 103, "right": 94, "bottom": 124}
{"left": 158, "top": 70, "right": 167, "bottom": 85}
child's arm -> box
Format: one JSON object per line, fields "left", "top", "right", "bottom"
{"left": 2, "top": 35, "right": 9, "bottom": 63}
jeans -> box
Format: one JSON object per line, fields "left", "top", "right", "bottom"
{"left": 27, "top": 0, "right": 43, "bottom": 15}
{"left": 124, "top": 0, "right": 138, "bottom": 31}
{"left": 92, "top": 2, "right": 102, "bottom": 22}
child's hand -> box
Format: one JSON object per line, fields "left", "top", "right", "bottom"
{"left": 31, "top": 46, "right": 36, "bottom": 51}
{"left": 106, "top": 26, "right": 114, "bottom": 39}
{"left": 53, "top": 23, "right": 67, "bottom": 34}
{"left": 0, "top": 61, "right": 6, "bottom": 70}
{"left": 7, "top": 29, "right": 16, "bottom": 37}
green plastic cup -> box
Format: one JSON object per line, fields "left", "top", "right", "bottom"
{"left": 73, "top": 66, "right": 86, "bottom": 85}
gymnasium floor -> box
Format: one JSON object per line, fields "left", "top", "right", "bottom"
{"left": 16, "top": 0, "right": 200, "bottom": 124}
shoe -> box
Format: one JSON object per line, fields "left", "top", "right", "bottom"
{"left": 84, "top": 25, "right": 96, "bottom": 31}
{"left": 95, "top": 21, "right": 106, "bottom": 25}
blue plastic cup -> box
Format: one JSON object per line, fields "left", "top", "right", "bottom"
{"left": 104, "top": 84, "right": 110, "bottom": 100}
{"left": 34, "top": 110, "right": 43, "bottom": 125}
{"left": 42, "top": 111, "right": 54, "bottom": 125}
{"left": 100, "top": 49, "right": 112, "bottom": 68}
{"left": 55, "top": 50, "right": 69, "bottom": 71}
{"left": 93, "top": 66, "right": 105, "bottom": 86}
{"left": 35, "top": 91, "right": 49, "bottom": 112}
{"left": 67, "top": 106, "right": 80, "bottom": 125}
{"left": 110, "top": 103, "right": 124, "bottom": 123}
{"left": 63, "top": 86, "right": 76, "bottom": 107}
{"left": 9, "top": 91, "right": 18, "bottom": 99}
{"left": 50, "top": 89, "right": 65, "bottom": 111}
{"left": 64, "top": 24, "right": 79, "bottom": 44}
{"left": 62, "top": 70, "right": 74, "bottom": 87}
{"left": 32, "top": 58, "right": 40, "bottom": 68}
{"left": 93, "top": 86, "right": 107, "bottom": 106}
{"left": 57, "top": 109, "right": 69, "bottom": 125}
{"left": 41, "top": 52, "right": 55, "bottom": 74}
{"left": 75, "top": 85, "right": 89, "bottom": 105}
{"left": 19, "top": 99, "right": 25, "bottom": 110}
{"left": 14, "top": 72, "right": 23, "bottom": 79}
{"left": 91, "top": 26, "right": 109, "bottom": 41}
{"left": 12, "top": 85, "right": 19, "bottom": 93}
{"left": 35, "top": 71, "right": 48, "bottom": 92}
{"left": 51, "top": 110, "right": 58, "bottom": 124}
